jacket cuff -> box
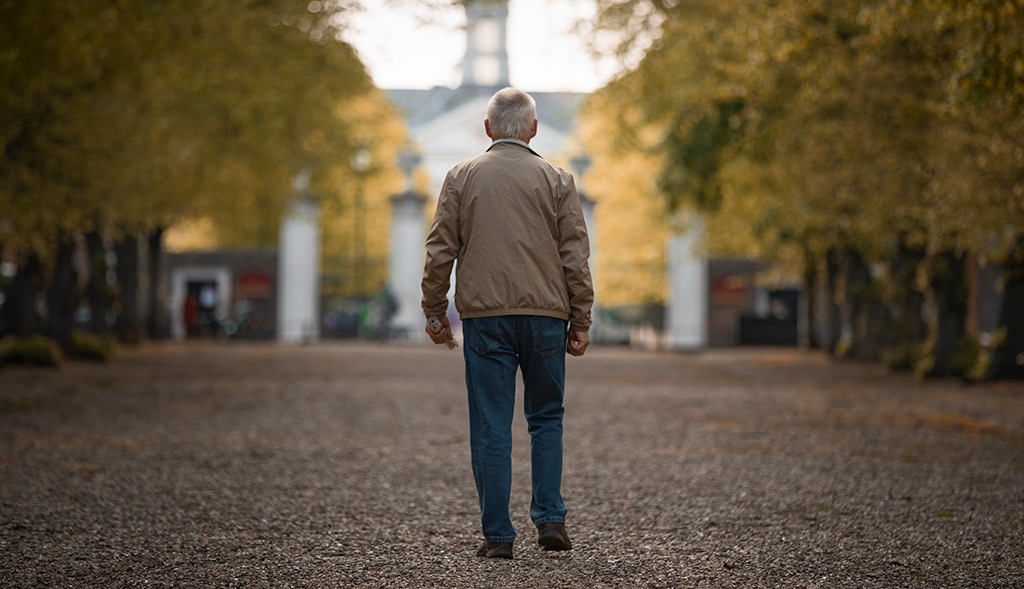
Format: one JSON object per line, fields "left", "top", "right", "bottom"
{"left": 422, "top": 304, "right": 448, "bottom": 318}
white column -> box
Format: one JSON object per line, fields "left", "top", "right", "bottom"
{"left": 572, "top": 155, "right": 599, "bottom": 337}
{"left": 666, "top": 212, "right": 708, "bottom": 350}
{"left": 389, "top": 191, "right": 428, "bottom": 340}
{"left": 277, "top": 198, "right": 321, "bottom": 342}
{"left": 579, "top": 192, "right": 599, "bottom": 334}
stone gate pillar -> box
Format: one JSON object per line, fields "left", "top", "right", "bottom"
{"left": 666, "top": 211, "right": 708, "bottom": 350}
{"left": 277, "top": 195, "right": 321, "bottom": 343}
{"left": 579, "top": 191, "right": 598, "bottom": 334}
{"left": 388, "top": 189, "right": 428, "bottom": 340}
{"left": 572, "top": 155, "right": 599, "bottom": 337}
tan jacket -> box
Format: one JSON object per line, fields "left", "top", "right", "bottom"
{"left": 422, "top": 140, "right": 594, "bottom": 331}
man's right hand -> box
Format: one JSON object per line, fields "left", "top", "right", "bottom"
{"left": 426, "top": 315, "right": 454, "bottom": 346}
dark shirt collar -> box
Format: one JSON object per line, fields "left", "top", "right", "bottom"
{"left": 487, "top": 138, "right": 542, "bottom": 157}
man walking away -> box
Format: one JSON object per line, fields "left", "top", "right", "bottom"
{"left": 421, "top": 87, "right": 594, "bottom": 560}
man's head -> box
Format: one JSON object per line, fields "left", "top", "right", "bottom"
{"left": 485, "top": 87, "right": 538, "bottom": 143}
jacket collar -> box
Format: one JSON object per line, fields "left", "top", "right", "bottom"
{"left": 487, "top": 138, "right": 542, "bottom": 158}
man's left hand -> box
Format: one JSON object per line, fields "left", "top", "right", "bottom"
{"left": 567, "top": 328, "right": 590, "bottom": 357}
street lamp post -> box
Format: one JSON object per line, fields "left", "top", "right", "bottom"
{"left": 351, "top": 148, "right": 371, "bottom": 296}
{"left": 570, "top": 154, "right": 591, "bottom": 192}
{"left": 389, "top": 147, "right": 428, "bottom": 340}
{"left": 397, "top": 148, "right": 421, "bottom": 191}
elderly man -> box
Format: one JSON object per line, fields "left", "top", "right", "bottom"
{"left": 421, "top": 87, "right": 594, "bottom": 560}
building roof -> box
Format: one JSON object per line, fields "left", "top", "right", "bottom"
{"left": 387, "top": 86, "right": 587, "bottom": 134}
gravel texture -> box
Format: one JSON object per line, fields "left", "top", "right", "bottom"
{"left": 1, "top": 342, "right": 1022, "bottom": 588}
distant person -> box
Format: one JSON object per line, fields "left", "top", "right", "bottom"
{"left": 183, "top": 293, "right": 200, "bottom": 338}
{"left": 421, "top": 87, "right": 594, "bottom": 559}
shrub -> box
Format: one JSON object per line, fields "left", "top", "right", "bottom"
{"left": 71, "top": 330, "right": 115, "bottom": 362}
{"left": 952, "top": 328, "right": 1007, "bottom": 382}
{"left": 881, "top": 344, "right": 917, "bottom": 372}
{"left": 0, "top": 335, "right": 63, "bottom": 366}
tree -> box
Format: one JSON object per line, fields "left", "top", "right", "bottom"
{"left": 582, "top": 0, "right": 1023, "bottom": 377}
{"left": 0, "top": 0, "right": 398, "bottom": 346}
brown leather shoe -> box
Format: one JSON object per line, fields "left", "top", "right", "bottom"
{"left": 537, "top": 522, "right": 572, "bottom": 551}
{"left": 475, "top": 541, "right": 514, "bottom": 559}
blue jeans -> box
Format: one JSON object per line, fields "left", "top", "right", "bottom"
{"left": 462, "top": 316, "right": 569, "bottom": 543}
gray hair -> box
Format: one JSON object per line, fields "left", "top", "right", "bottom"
{"left": 486, "top": 87, "right": 537, "bottom": 140}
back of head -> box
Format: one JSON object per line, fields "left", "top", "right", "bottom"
{"left": 486, "top": 87, "right": 537, "bottom": 141}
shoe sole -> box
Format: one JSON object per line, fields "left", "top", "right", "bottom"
{"left": 485, "top": 550, "right": 513, "bottom": 559}
{"left": 476, "top": 543, "right": 514, "bottom": 559}
{"left": 538, "top": 535, "right": 571, "bottom": 551}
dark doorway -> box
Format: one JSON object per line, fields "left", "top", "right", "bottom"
{"left": 184, "top": 280, "right": 219, "bottom": 338}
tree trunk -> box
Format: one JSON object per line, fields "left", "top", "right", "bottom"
{"left": 84, "top": 231, "right": 113, "bottom": 334}
{"left": 2, "top": 253, "right": 45, "bottom": 337}
{"left": 44, "top": 237, "right": 79, "bottom": 351}
{"left": 993, "top": 241, "right": 1024, "bottom": 379}
{"left": 846, "top": 250, "right": 876, "bottom": 361}
{"left": 964, "top": 251, "right": 980, "bottom": 338}
{"left": 927, "top": 251, "right": 967, "bottom": 377}
{"left": 881, "top": 243, "right": 926, "bottom": 371}
{"left": 801, "top": 248, "right": 820, "bottom": 349}
{"left": 113, "top": 230, "right": 142, "bottom": 344}
{"left": 144, "top": 227, "right": 165, "bottom": 339}
{"left": 823, "top": 249, "right": 842, "bottom": 354}
{"left": 898, "top": 245, "right": 925, "bottom": 346}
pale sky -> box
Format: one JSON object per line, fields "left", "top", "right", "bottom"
{"left": 343, "top": 0, "right": 621, "bottom": 93}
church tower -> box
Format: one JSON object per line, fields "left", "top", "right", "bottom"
{"left": 460, "top": 0, "right": 510, "bottom": 88}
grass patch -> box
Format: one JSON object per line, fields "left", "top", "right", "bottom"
{"left": 0, "top": 399, "right": 45, "bottom": 414}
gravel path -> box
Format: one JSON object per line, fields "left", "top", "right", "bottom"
{"left": 1, "top": 342, "right": 1022, "bottom": 588}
